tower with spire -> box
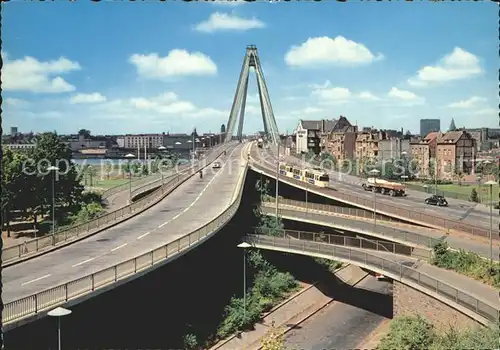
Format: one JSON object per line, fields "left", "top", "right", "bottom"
{"left": 448, "top": 118, "right": 457, "bottom": 132}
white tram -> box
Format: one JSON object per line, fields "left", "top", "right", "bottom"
{"left": 278, "top": 163, "right": 330, "bottom": 188}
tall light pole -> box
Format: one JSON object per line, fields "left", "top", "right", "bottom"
{"left": 369, "top": 169, "right": 380, "bottom": 229}
{"left": 237, "top": 242, "right": 251, "bottom": 324}
{"left": 47, "top": 306, "right": 72, "bottom": 350}
{"left": 47, "top": 166, "right": 59, "bottom": 236}
{"left": 484, "top": 180, "right": 497, "bottom": 267}
{"left": 125, "top": 153, "right": 135, "bottom": 203}
{"left": 158, "top": 145, "right": 166, "bottom": 188}
{"left": 275, "top": 142, "right": 280, "bottom": 219}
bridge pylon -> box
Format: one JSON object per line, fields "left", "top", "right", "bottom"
{"left": 224, "top": 45, "right": 280, "bottom": 145}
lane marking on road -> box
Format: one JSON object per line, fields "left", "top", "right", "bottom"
{"left": 111, "top": 243, "right": 127, "bottom": 252}
{"left": 72, "top": 258, "right": 95, "bottom": 267}
{"left": 137, "top": 231, "right": 151, "bottom": 240}
{"left": 156, "top": 145, "right": 240, "bottom": 228}
{"left": 21, "top": 274, "right": 51, "bottom": 286}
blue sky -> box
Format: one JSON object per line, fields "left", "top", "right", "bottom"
{"left": 3, "top": 2, "right": 498, "bottom": 136}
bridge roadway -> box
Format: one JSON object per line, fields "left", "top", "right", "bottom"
{"left": 3, "top": 142, "right": 249, "bottom": 304}
{"left": 247, "top": 234, "right": 500, "bottom": 325}
{"left": 260, "top": 202, "right": 498, "bottom": 260}
{"left": 251, "top": 145, "right": 495, "bottom": 230}
{"left": 101, "top": 144, "right": 226, "bottom": 213}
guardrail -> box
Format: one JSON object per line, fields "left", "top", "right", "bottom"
{"left": 246, "top": 234, "right": 499, "bottom": 325}
{"left": 249, "top": 158, "right": 494, "bottom": 240}
{"left": 255, "top": 227, "right": 431, "bottom": 261}
{"left": 260, "top": 198, "right": 441, "bottom": 249}
{"left": 3, "top": 149, "right": 248, "bottom": 326}
{"left": 3, "top": 144, "right": 233, "bottom": 265}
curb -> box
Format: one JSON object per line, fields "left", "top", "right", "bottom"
{"left": 4, "top": 147, "right": 232, "bottom": 267}
{"left": 209, "top": 264, "right": 350, "bottom": 350}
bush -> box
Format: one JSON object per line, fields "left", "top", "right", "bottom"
{"left": 314, "top": 257, "right": 343, "bottom": 272}
{"left": 377, "top": 315, "right": 436, "bottom": 350}
{"left": 377, "top": 315, "right": 500, "bottom": 350}
{"left": 183, "top": 333, "right": 199, "bottom": 350}
{"left": 215, "top": 252, "right": 298, "bottom": 341}
{"left": 469, "top": 188, "right": 479, "bottom": 203}
{"left": 73, "top": 202, "right": 104, "bottom": 223}
{"left": 431, "top": 240, "right": 500, "bottom": 288}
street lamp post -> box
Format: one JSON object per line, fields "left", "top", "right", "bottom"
{"left": 158, "top": 146, "right": 166, "bottom": 190}
{"left": 88, "top": 165, "right": 93, "bottom": 187}
{"left": 484, "top": 180, "right": 497, "bottom": 267}
{"left": 369, "top": 169, "right": 380, "bottom": 229}
{"left": 47, "top": 306, "right": 72, "bottom": 350}
{"left": 47, "top": 166, "right": 59, "bottom": 236}
{"left": 237, "top": 242, "right": 252, "bottom": 324}
{"left": 125, "top": 153, "right": 135, "bottom": 203}
{"left": 275, "top": 143, "right": 280, "bottom": 219}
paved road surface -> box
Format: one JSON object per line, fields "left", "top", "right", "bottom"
{"left": 261, "top": 205, "right": 499, "bottom": 260}
{"left": 284, "top": 276, "right": 391, "bottom": 350}
{"left": 102, "top": 145, "right": 227, "bottom": 213}
{"left": 4, "top": 143, "right": 247, "bottom": 303}
{"left": 252, "top": 146, "right": 495, "bottom": 229}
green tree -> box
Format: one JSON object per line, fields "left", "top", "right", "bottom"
{"left": 469, "top": 188, "right": 479, "bottom": 203}
{"left": 78, "top": 129, "right": 91, "bottom": 138}
{"left": 254, "top": 179, "right": 284, "bottom": 236}
{"left": 30, "top": 133, "right": 84, "bottom": 228}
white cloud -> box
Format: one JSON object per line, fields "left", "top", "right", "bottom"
{"left": 70, "top": 92, "right": 107, "bottom": 104}
{"left": 448, "top": 96, "right": 487, "bottom": 109}
{"left": 311, "top": 85, "right": 379, "bottom": 104}
{"left": 408, "top": 47, "right": 483, "bottom": 87}
{"left": 359, "top": 91, "right": 380, "bottom": 101}
{"left": 212, "top": 0, "right": 245, "bottom": 6}
{"left": 474, "top": 108, "right": 497, "bottom": 116}
{"left": 194, "top": 12, "right": 265, "bottom": 33}
{"left": 284, "top": 36, "right": 383, "bottom": 67}
{"left": 290, "top": 107, "right": 323, "bottom": 116}
{"left": 124, "top": 91, "right": 227, "bottom": 118}
{"left": 387, "top": 87, "right": 425, "bottom": 105}
{"left": 129, "top": 50, "right": 217, "bottom": 79}
{"left": 3, "top": 53, "right": 80, "bottom": 93}
{"left": 4, "top": 97, "right": 30, "bottom": 108}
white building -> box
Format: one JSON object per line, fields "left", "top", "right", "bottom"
{"left": 293, "top": 119, "right": 339, "bottom": 154}
{"left": 116, "top": 134, "right": 164, "bottom": 149}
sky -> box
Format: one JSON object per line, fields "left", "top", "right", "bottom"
{"left": 2, "top": 1, "right": 498, "bottom": 136}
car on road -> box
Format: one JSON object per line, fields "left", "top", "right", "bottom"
{"left": 212, "top": 162, "right": 221, "bottom": 169}
{"left": 424, "top": 195, "right": 448, "bottom": 207}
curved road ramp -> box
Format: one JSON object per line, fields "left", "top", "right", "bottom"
{"left": 248, "top": 153, "right": 493, "bottom": 240}
{"left": 245, "top": 234, "right": 499, "bottom": 327}
{"left": 2, "top": 144, "right": 234, "bottom": 267}
{"left": 3, "top": 144, "right": 249, "bottom": 330}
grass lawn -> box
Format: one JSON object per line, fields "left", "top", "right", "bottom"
{"left": 81, "top": 177, "right": 131, "bottom": 189}
{"left": 408, "top": 181, "right": 499, "bottom": 198}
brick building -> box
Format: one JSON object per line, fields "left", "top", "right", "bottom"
{"left": 322, "top": 116, "right": 358, "bottom": 161}
{"left": 436, "top": 130, "right": 476, "bottom": 179}
{"left": 410, "top": 132, "right": 440, "bottom": 178}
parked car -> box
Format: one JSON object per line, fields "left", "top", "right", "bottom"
{"left": 424, "top": 195, "right": 448, "bottom": 207}
{"left": 212, "top": 161, "right": 221, "bottom": 169}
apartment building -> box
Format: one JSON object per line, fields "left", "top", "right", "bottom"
{"left": 294, "top": 118, "right": 339, "bottom": 154}
{"left": 322, "top": 116, "right": 357, "bottom": 161}
{"left": 409, "top": 132, "right": 440, "bottom": 178}
{"left": 355, "top": 129, "right": 387, "bottom": 163}
{"left": 436, "top": 130, "right": 476, "bottom": 179}
{"left": 116, "top": 133, "right": 165, "bottom": 149}
{"left": 378, "top": 138, "right": 410, "bottom": 162}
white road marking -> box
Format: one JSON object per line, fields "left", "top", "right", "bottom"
{"left": 72, "top": 257, "right": 95, "bottom": 267}
{"left": 111, "top": 243, "right": 127, "bottom": 252}
{"left": 21, "top": 274, "right": 51, "bottom": 286}
{"left": 156, "top": 146, "right": 240, "bottom": 228}
{"left": 137, "top": 231, "right": 151, "bottom": 240}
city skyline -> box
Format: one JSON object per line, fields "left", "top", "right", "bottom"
{"left": 3, "top": 2, "right": 497, "bottom": 135}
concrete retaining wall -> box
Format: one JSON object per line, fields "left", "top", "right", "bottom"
{"left": 393, "top": 281, "right": 482, "bottom": 331}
